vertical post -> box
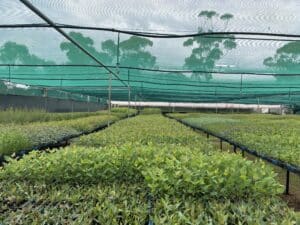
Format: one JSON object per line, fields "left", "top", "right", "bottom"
{"left": 147, "top": 193, "right": 154, "bottom": 225}
{"left": 285, "top": 170, "right": 290, "bottom": 195}
{"left": 128, "top": 70, "right": 130, "bottom": 117}
{"left": 43, "top": 88, "right": 48, "bottom": 111}
{"left": 214, "top": 87, "right": 218, "bottom": 114}
{"left": 288, "top": 88, "right": 291, "bottom": 111}
{"left": 116, "top": 31, "right": 120, "bottom": 107}
{"left": 141, "top": 82, "right": 143, "bottom": 100}
{"left": 116, "top": 32, "right": 120, "bottom": 71}
{"left": 240, "top": 74, "right": 243, "bottom": 96}
{"left": 206, "top": 133, "right": 209, "bottom": 139}
{"left": 241, "top": 149, "right": 245, "bottom": 157}
{"left": 233, "top": 145, "right": 237, "bottom": 153}
{"left": 108, "top": 72, "right": 112, "bottom": 120}
{"left": 60, "top": 75, "right": 63, "bottom": 90}
{"left": 8, "top": 65, "right": 11, "bottom": 82}
{"left": 220, "top": 139, "right": 223, "bottom": 150}
{"left": 69, "top": 93, "right": 74, "bottom": 113}
{"left": 238, "top": 74, "right": 243, "bottom": 113}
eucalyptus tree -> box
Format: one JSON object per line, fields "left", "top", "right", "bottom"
{"left": 184, "top": 11, "right": 236, "bottom": 81}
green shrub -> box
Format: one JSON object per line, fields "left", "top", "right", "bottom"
{"left": 75, "top": 115, "right": 213, "bottom": 153}
{"left": 0, "top": 128, "right": 31, "bottom": 155}
{"left": 141, "top": 108, "right": 161, "bottom": 114}
{"left": 170, "top": 113, "right": 300, "bottom": 166}
{"left": 0, "top": 114, "right": 296, "bottom": 224}
{"left": 1, "top": 144, "right": 282, "bottom": 200}
{"left": 0, "top": 113, "right": 130, "bottom": 156}
{"left": 0, "top": 108, "right": 109, "bottom": 124}
{"left": 0, "top": 144, "right": 295, "bottom": 224}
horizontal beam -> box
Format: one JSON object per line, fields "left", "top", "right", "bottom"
{"left": 1, "top": 64, "right": 300, "bottom": 76}
{"left": 1, "top": 23, "right": 300, "bottom": 41}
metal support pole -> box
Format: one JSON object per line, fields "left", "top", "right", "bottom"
{"left": 288, "top": 88, "right": 291, "bottom": 110}
{"left": 215, "top": 87, "right": 218, "bottom": 114}
{"left": 8, "top": 65, "right": 11, "bottom": 82}
{"left": 128, "top": 87, "right": 131, "bottom": 117}
{"left": 141, "top": 82, "right": 143, "bottom": 101}
{"left": 146, "top": 193, "right": 154, "bottom": 225}
{"left": 127, "top": 69, "right": 130, "bottom": 117}
{"left": 233, "top": 145, "right": 237, "bottom": 153}
{"left": 107, "top": 73, "right": 111, "bottom": 127}
{"left": 43, "top": 88, "right": 48, "bottom": 111}
{"left": 285, "top": 170, "right": 290, "bottom": 195}
{"left": 108, "top": 73, "right": 112, "bottom": 126}
{"left": 240, "top": 74, "right": 243, "bottom": 96}
{"left": 237, "top": 74, "right": 243, "bottom": 113}
{"left": 117, "top": 32, "right": 120, "bottom": 71}
{"left": 60, "top": 75, "right": 63, "bottom": 90}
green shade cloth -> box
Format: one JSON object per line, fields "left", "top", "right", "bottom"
{"left": 0, "top": 0, "right": 299, "bottom": 106}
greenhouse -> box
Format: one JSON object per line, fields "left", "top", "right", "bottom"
{"left": 0, "top": 0, "right": 299, "bottom": 224}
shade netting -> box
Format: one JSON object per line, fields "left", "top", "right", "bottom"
{"left": 0, "top": 0, "right": 300, "bottom": 106}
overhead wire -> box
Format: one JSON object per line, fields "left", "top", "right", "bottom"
{"left": 1, "top": 23, "right": 300, "bottom": 41}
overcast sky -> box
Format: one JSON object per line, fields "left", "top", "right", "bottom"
{"left": 0, "top": 0, "right": 299, "bottom": 74}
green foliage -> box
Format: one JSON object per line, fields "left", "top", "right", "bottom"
{"left": 170, "top": 113, "right": 300, "bottom": 166}
{"left": 0, "top": 128, "right": 31, "bottom": 155}
{"left": 0, "top": 110, "right": 135, "bottom": 156}
{"left": 264, "top": 41, "right": 300, "bottom": 72}
{"left": 0, "top": 145, "right": 282, "bottom": 200}
{"left": 0, "top": 182, "right": 295, "bottom": 224}
{"left": 0, "top": 41, "right": 54, "bottom": 65}
{"left": 0, "top": 145, "right": 295, "bottom": 224}
{"left": 153, "top": 197, "right": 296, "bottom": 224}
{"left": 0, "top": 108, "right": 105, "bottom": 124}
{"left": 141, "top": 149, "right": 282, "bottom": 200}
{"left": 0, "top": 114, "right": 296, "bottom": 224}
{"left": 119, "top": 36, "right": 156, "bottom": 68}
{"left": 0, "top": 145, "right": 143, "bottom": 185}
{"left": 0, "top": 183, "right": 148, "bottom": 225}
{"left": 75, "top": 115, "right": 213, "bottom": 152}
{"left": 198, "top": 10, "right": 218, "bottom": 19}
{"left": 61, "top": 32, "right": 156, "bottom": 68}
{"left": 183, "top": 10, "right": 236, "bottom": 81}
{"left": 263, "top": 41, "right": 300, "bottom": 84}
{"left": 296, "top": 212, "right": 300, "bottom": 224}
{"left": 140, "top": 107, "right": 161, "bottom": 114}
{"left": 110, "top": 107, "right": 136, "bottom": 116}
{"left": 60, "top": 31, "right": 115, "bottom": 65}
